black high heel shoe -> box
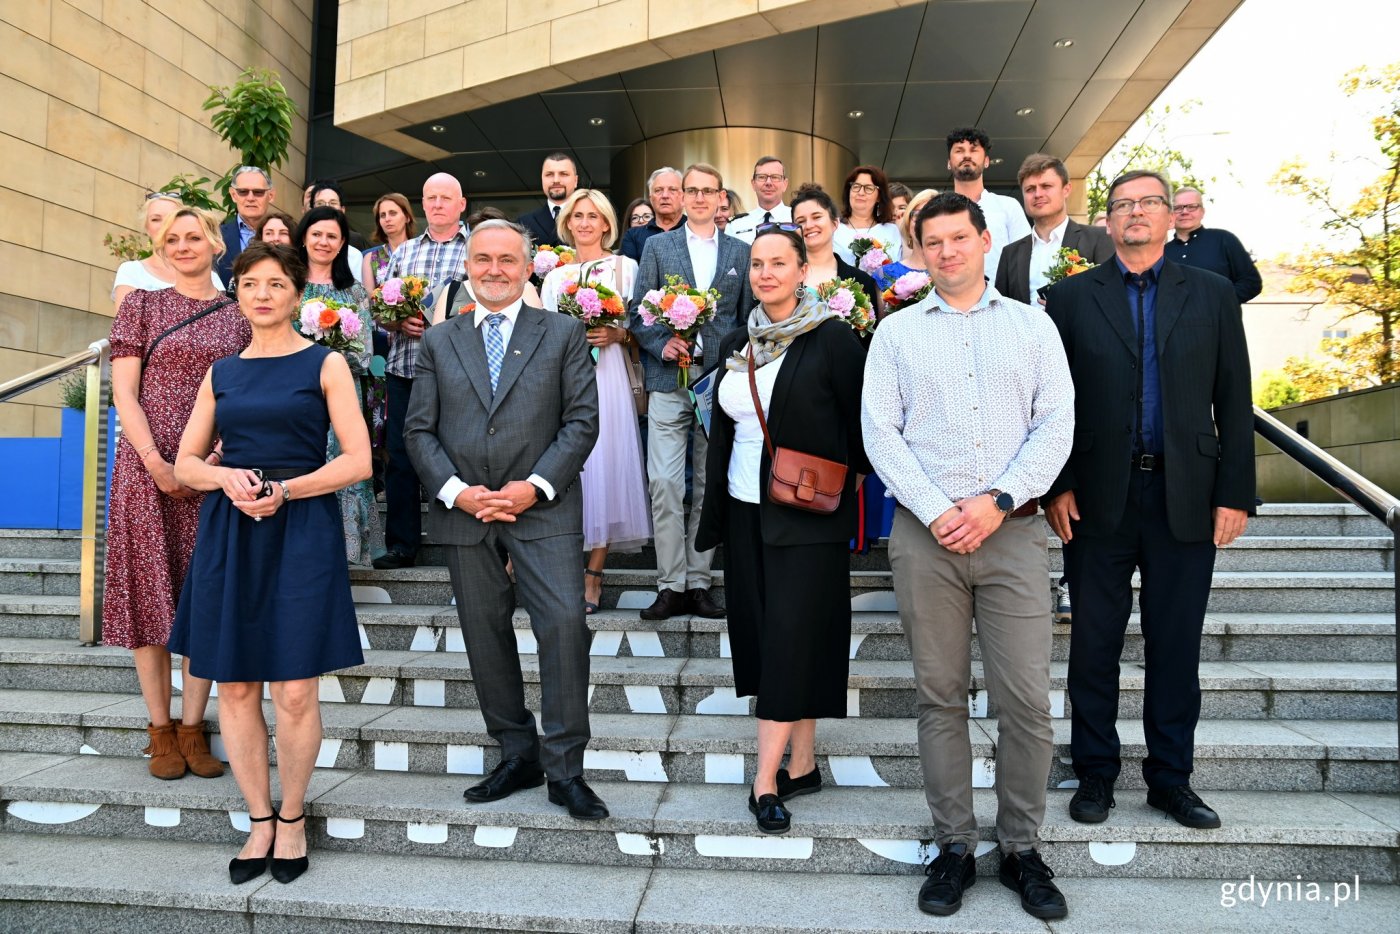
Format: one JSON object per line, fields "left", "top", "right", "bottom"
{"left": 229, "top": 812, "right": 276, "bottom": 884}
{"left": 270, "top": 811, "right": 309, "bottom": 883}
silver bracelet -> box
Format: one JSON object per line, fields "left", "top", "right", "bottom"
{"left": 276, "top": 480, "right": 291, "bottom": 503}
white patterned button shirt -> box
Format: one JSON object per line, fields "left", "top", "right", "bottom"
{"left": 383, "top": 224, "right": 469, "bottom": 378}
{"left": 861, "top": 284, "right": 1075, "bottom": 528}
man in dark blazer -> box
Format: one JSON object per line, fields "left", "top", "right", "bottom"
{"left": 1044, "top": 170, "right": 1254, "bottom": 832}
{"left": 628, "top": 162, "right": 752, "bottom": 621}
{"left": 995, "top": 154, "right": 1115, "bottom": 306}
{"left": 404, "top": 219, "right": 606, "bottom": 820}
{"left": 516, "top": 152, "right": 578, "bottom": 249}
{"left": 216, "top": 166, "right": 277, "bottom": 286}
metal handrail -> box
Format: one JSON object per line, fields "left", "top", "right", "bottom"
{"left": 0, "top": 340, "right": 111, "bottom": 645}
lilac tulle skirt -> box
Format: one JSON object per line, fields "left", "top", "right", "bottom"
{"left": 580, "top": 342, "right": 652, "bottom": 553}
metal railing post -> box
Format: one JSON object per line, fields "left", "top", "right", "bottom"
{"left": 77, "top": 340, "right": 110, "bottom": 647}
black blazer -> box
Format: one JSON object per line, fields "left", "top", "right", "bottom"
{"left": 994, "top": 219, "right": 1115, "bottom": 305}
{"left": 1045, "top": 257, "right": 1255, "bottom": 542}
{"left": 217, "top": 219, "right": 242, "bottom": 287}
{"left": 518, "top": 206, "right": 563, "bottom": 248}
{"left": 696, "top": 319, "right": 872, "bottom": 550}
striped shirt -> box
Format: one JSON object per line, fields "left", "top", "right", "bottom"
{"left": 383, "top": 224, "right": 469, "bottom": 378}
{"left": 861, "top": 284, "right": 1075, "bottom": 527}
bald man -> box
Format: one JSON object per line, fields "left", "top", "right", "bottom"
{"left": 374, "top": 173, "right": 471, "bottom": 570}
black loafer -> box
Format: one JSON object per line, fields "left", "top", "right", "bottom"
{"left": 999, "top": 849, "right": 1067, "bottom": 920}
{"left": 548, "top": 776, "right": 609, "bottom": 820}
{"left": 776, "top": 767, "right": 822, "bottom": 801}
{"left": 1069, "top": 773, "right": 1115, "bottom": 823}
{"left": 463, "top": 755, "right": 544, "bottom": 803}
{"left": 918, "top": 842, "right": 975, "bottom": 916}
{"left": 748, "top": 792, "right": 791, "bottom": 834}
{"left": 1147, "top": 784, "right": 1221, "bottom": 829}
{"left": 687, "top": 588, "right": 726, "bottom": 619}
{"left": 372, "top": 549, "right": 416, "bottom": 570}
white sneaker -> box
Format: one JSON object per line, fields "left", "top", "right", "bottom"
{"left": 1053, "top": 583, "right": 1072, "bottom": 623}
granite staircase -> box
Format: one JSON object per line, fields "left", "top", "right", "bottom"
{"left": 0, "top": 503, "right": 1397, "bottom": 932}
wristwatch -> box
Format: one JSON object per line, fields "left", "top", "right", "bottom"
{"left": 988, "top": 489, "right": 1014, "bottom": 518}
{"left": 527, "top": 480, "right": 548, "bottom": 501}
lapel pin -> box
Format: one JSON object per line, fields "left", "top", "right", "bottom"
{"left": 513, "top": 349, "right": 522, "bottom": 355}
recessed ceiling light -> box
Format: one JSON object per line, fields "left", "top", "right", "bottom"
{"left": 990, "top": 157, "right": 1005, "bottom": 165}
{"left": 588, "top": 117, "right": 606, "bottom": 126}
{"left": 847, "top": 110, "right": 864, "bottom": 119}
{"left": 1015, "top": 107, "right": 1035, "bottom": 117}
{"left": 473, "top": 170, "right": 487, "bottom": 177}
{"left": 1053, "top": 38, "right": 1074, "bottom": 48}
{"left": 429, "top": 124, "right": 447, "bottom": 134}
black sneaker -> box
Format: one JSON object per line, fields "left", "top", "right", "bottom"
{"left": 372, "top": 549, "right": 416, "bottom": 570}
{"left": 1147, "top": 784, "right": 1221, "bottom": 829}
{"left": 1068, "top": 773, "right": 1115, "bottom": 823}
{"left": 999, "top": 849, "right": 1068, "bottom": 920}
{"left": 917, "top": 842, "right": 975, "bottom": 916}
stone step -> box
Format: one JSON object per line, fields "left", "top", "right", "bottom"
{"left": 6, "top": 830, "right": 1398, "bottom": 934}
{"left": 1, "top": 638, "right": 1392, "bottom": 722}
{"left": 0, "top": 529, "right": 81, "bottom": 559}
{"left": 2, "top": 753, "right": 1396, "bottom": 882}
{"left": 1, "top": 690, "right": 1393, "bottom": 792}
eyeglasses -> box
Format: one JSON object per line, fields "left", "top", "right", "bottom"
{"left": 752, "top": 174, "right": 786, "bottom": 183}
{"left": 233, "top": 188, "right": 271, "bottom": 198}
{"left": 145, "top": 191, "right": 180, "bottom": 201}
{"left": 683, "top": 187, "right": 720, "bottom": 198}
{"left": 314, "top": 198, "right": 343, "bottom": 208}
{"left": 849, "top": 183, "right": 879, "bottom": 195}
{"left": 1172, "top": 203, "right": 1203, "bottom": 213}
{"left": 1107, "top": 195, "right": 1170, "bottom": 215}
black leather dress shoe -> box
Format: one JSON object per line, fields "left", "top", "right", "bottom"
{"left": 372, "top": 549, "right": 416, "bottom": 570}
{"left": 686, "top": 588, "right": 726, "bottom": 619}
{"left": 463, "top": 756, "right": 544, "bottom": 803}
{"left": 1000, "top": 849, "right": 1068, "bottom": 920}
{"left": 548, "top": 776, "right": 609, "bottom": 820}
{"left": 748, "top": 792, "right": 791, "bottom": 834}
{"left": 776, "top": 767, "right": 822, "bottom": 801}
{"left": 639, "top": 589, "right": 687, "bottom": 621}
{"left": 918, "top": 842, "right": 975, "bottom": 916}
{"left": 1069, "top": 773, "right": 1115, "bottom": 823}
{"left": 1148, "top": 784, "right": 1221, "bottom": 829}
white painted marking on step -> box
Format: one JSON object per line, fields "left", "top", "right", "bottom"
{"left": 170, "top": 669, "right": 183, "bottom": 692}
{"left": 590, "top": 631, "right": 624, "bottom": 656}
{"left": 209, "top": 734, "right": 228, "bottom": 762}
{"left": 325, "top": 817, "right": 365, "bottom": 839}
{"left": 625, "top": 631, "right": 665, "bottom": 657}
{"left": 616, "top": 832, "right": 664, "bottom": 856}
{"left": 584, "top": 749, "right": 668, "bottom": 782}
{"left": 974, "top": 841, "right": 998, "bottom": 859}
{"left": 209, "top": 681, "right": 219, "bottom": 697}
{"left": 515, "top": 629, "right": 539, "bottom": 654}
{"left": 704, "top": 753, "right": 745, "bottom": 784}
{"left": 587, "top": 685, "right": 596, "bottom": 705}
{"left": 262, "top": 684, "right": 271, "bottom": 700}
{"left": 360, "top": 677, "right": 396, "bottom": 704}
{"left": 973, "top": 757, "right": 995, "bottom": 788}
{"left": 694, "top": 835, "right": 814, "bottom": 859}
{"left": 6, "top": 801, "right": 101, "bottom": 824}
{"left": 414, "top": 679, "right": 445, "bottom": 707}
{"left": 624, "top": 685, "right": 667, "bottom": 713}
{"left": 850, "top": 592, "right": 897, "bottom": 612}
{"left": 859, "top": 839, "right": 929, "bottom": 864}
{"left": 374, "top": 741, "right": 408, "bottom": 771}
{"left": 1089, "top": 841, "right": 1137, "bottom": 866}
{"left": 315, "top": 739, "right": 342, "bottom": 769}
{"left": 445, "top": 629, "right": 466, "bottom": 653}
{"left": 144, "top": 806, "right": 180, "bottom": 827}
{"left": 318, "top": 676, "right": 345, "bottom": 703}
{"left": 719, "top": 633, "right": 732, "bottom": 658}
{"left": 407, "top": 822, "right": 448, "bottom": 844}
{"left": 229, "top": 811, "right": 251, "bottom": 832}
{"left": 846, "top": 689, "right": 860, "bottom": 717}
{"left": 615, "top": 591, "right": 655, "bottom": 610}
{"left": 409, "top": 626, "right": 440, "bottom": 651}
{"left": 848, "top": 634, "right": 866, "bottom": 659}
{"left": 352, "top": 585, "right": 391, "bottom": 604}
{"left": 1048, "top": 689, "right": 1065, "bottom": 718}
{"left": 473, "top": 825, "right": 517, "bottom": 848}
{"left": 358, "top": 623, "right": 371, "bottom": 650}
{"left": 1058, "top": 778, "right": 1080, "bottom": 789}
{"left": 696, "top": 688, "right": 750, "bottom": 715}
{"left": 967, "top": 691, "right": 988, "bottom": 718}
{"left": 828, "top": 756, "right": 888, "bottom": 787}
{"left": 446, "top": 744, "right": 484, "bottom": 775}
{"left": 79, "top": 744, "right": 101, "bottom": 756}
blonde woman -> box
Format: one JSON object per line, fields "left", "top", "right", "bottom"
{"left": 874, "top": 187, "right": 938, "bottom": 290}
{"left": 112, "top": 194, "right": 225, "bottom": 307}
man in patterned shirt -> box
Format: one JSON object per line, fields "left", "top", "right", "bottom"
{"left": 374, "top": 172, "right": 470, "bottom": 570}
{"left": 862, "top": 192, "right": 1074, "bottom": 922}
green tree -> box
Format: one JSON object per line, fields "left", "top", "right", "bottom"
{"left": 1085, "top": 100, "right": 1218, "bottom": 221}
{"left": 1273, "top": 63, "right": 1400, "bottom": 385}
{"left": 203, "top": 67, "right": 300, "bottom": 217}
{"left": 1282, "top": 330, "right": 1388, "bottom": 400}
{"left": 1253, "top": 370, "right": 1303, "bottom": 408}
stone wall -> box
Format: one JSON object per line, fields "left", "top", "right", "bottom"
{"left": 0, "top": 0, "right": 313, "bottom": 436}
{"left": 1257, "top": 384, "right": 1400, "bottom": 504}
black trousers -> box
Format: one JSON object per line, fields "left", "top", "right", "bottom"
{"left": 385, "top": 373, "right": 422, "bottom": 556}
{"left": 1064, "top": 469, "right": 1216, "bottom": 789}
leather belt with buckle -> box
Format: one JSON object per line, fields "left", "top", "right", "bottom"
{"left": 1009, "top": 497, "right": 1039, "bottom": 519}
{"left": 1133, "top": 454, "right": 1163, "bottom": 471}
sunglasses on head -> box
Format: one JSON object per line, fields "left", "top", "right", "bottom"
{"left": 755, "top": 223, "right": 801, "bottom": 234}
{"left": 145, "top": 191, "right": 181, "bottom": 201}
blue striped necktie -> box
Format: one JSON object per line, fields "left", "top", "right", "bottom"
{"left": 484, "top": 313, "right": 506, "bottom": 394}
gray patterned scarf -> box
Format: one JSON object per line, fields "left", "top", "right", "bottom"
{"left": 727, "top": 289, "right": 839, "bottom": 371}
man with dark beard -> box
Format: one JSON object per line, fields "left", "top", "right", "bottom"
{"left": 517, "top": 152, "right": 579, "bottom": 249}
{"left": 946, "top": 127, "right": 1030, "bottom": 284}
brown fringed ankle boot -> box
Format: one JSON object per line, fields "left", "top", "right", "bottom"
{"left": 176, "top": 722, "right": 225, "bottom": 778}
{"left": 146, "top": 722, "right": 186, "bottom": 780}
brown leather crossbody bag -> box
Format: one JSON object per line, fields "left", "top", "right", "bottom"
{"left": 746, "top": 345, "right": 846, "bottom": 514}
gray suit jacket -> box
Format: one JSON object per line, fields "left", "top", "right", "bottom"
{"left": 404, "top": 304, "right": 600, "bottom": 545}
{"left": 994, "top": 219, "right": 1116, "bottom": 305}
{"left": 627, "top": 227, "right": 752, "bottom": 392}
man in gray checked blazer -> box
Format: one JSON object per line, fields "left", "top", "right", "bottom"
{"left": 628, "top": 162, "right": 753, "bottom": 622}
{"left": 404, "top": 220, "right": 608, "bottom": 820}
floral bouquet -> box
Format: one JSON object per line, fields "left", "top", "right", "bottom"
{"left": 849, "top": 237, "right": 889, "bottom": 276}
{"left": 298, "top": 297, "right": 364, "bottom": 355}
{"left": 817, "top": 278, "right": 875, "bottom": 333}
{"left": 638, "top": 274, "right": 720, "bottom": 387}
{"left": 1037, "top": 247, "right": 1096, "bottom": 301}
{"left": 532, "top": 244, "right": 576, "bottom": 279}
{"left": 370, "top": 275, "right": 429, "bottom": 326}
{"left": 558, "top": 279, "right": 628, "bottom": 328}
{"left": 881, "top": 270, "right": 932, "bottom": 311}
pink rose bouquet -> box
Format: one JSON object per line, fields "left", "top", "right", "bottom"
{"left": 298, "top": 297, "right": 365, "bottom": 355}
{"left": 881, "top": 270, "right": 932, "bottom": 311}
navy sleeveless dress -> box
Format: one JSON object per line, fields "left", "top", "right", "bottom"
{"left": 168, "top": 343, "right": 363, "bottom": 682}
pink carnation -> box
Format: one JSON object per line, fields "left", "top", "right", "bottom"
{"left": 859, "top": 248, "right": 889, "bottom": 275}
{"left": 381, "top": 279, "right": 403, "bottom": 304}
{"left": 642, "top": 289, "right": 665, "bottom": 308}
{"left": 533, "top": 251, "right": 560, "bottom": 276}
{"left": 827, "top": 288, "right": 855, "bottom": 316}
{"left": 638, "top": 308, "right": 658, "bottom": 327}
{"left": 893, "top": 270, "right": 930, "bottom": 301}
{"left": 577, "top": 288, "right": 603, "bottom": 320}
{"left": 339, "top": 309, "right": 363, "bottom": 337}
{"left": 667, "top": 295, "right": 700, "bottom": 330}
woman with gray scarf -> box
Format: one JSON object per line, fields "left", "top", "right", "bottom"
{"left": 696, "top": 225, "right": 871, "bottom": 835}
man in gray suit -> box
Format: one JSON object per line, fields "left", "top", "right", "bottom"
{"left": 405, "top": 220, "right": 607, "bottom": 819}
{"left": 628, "top": 162, "right": 753, "bottom": 621}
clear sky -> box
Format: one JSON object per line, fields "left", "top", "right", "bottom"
{"left": 1138, "top": 0, "right": 1398, "bottom": 259}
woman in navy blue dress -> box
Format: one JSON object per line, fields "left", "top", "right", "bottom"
{"left": 168, "top": 241, "right": 371, "bottom": 885}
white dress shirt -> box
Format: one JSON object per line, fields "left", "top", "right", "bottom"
{"left": 975, "top": 189, "right": 1033, "bottom": 285}
{"left": 436, "top": 297, "right": 558, "bottom": 508}
{"left": 686, "top": 223, "right": 720, "bottom": 291}
{"left": 861, "top": 284, "right": 1075, "bottom": 527}
{"left": 833, "top": 221, "right": 903, "bottom": 266}
{"left": 725, "top": 202, "right": 793, "bottom": 244}
{"left": 718, "top": 353, "right": 786, "bottom": 503}
{"left": 1027, "top": 216, "right": 1069, "bottom": 300}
